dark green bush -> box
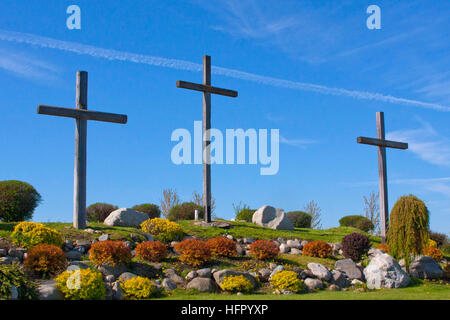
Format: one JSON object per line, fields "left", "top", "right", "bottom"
{"left": 168, "top": 202, "right": 203, "bottom": 221}
{"left": 339, "top": 215, "right": 374, "bottom": 232}
{"left": 0, "top": 180, "right": 42, "bottom": 222}
{"left": 341, "top": 232, "right": 371, "bottom": 261}
{"left": 132, "top": 203, "right": 161, "bottom": 219}
{"left": 287, "top": 211, "right": 312, "bottom": 228}
{"left": 0, "top": 263, "right": 38, "bottom": 300}
{"left": 86, "top": 203, "right": 118, "bottom": 222}
{"left": 236, "top": 207, "right": 256, "bottom": 222}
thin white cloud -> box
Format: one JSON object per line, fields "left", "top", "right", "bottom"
{"left": 279, "top": 135, "right": 318, "bottom": 148}
{"left": 0, "top": 29, "right": 449, "bottom": 112}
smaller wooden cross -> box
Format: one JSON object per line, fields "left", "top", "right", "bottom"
{"left": 37, "top": 71, "right": 127, "bottom": 229}
{"left": 357, "top": 111, "right": 408, "bottom": 243}
{"left": 176, "top": 55, "right": 238, "bottom": 223}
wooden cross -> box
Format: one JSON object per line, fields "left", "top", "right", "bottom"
{"left": 37, "top": 71, "right": 127, "bottom": 229}
{"left": 176, "top": 55, "right": 238, "bottom": 223}
{"left": 357, "top": 111, "right": 408, "bottom": 242}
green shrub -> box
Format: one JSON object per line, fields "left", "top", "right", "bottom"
{"left": 0, "top": 180, "right": 42, "bottom": 222}
{"left": 0, "top": 263, "right": 38, "bottom": 300}
{"left": 86, "top": 203, "right": 118, "bottom": 222}
{"left": 287, "top": 211, "right": 312, "bottom": 228}
{"left": 339, "top": 215, "right": 374, "bottom": 232}
{"left": 132, "top": 203, "right": 161, "bottom": 219}
{"left": 236, "top": 206, "right": 256, "bottom": 222}
{"left": 387, "top": 195, "right": 429, "bottom": 265}
{"left": 168, "top": 202, "right": 203, "bottom": 221}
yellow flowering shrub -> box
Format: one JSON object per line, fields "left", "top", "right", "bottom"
{"left": 140, "top": 218, "right": 183, "bottom": 242}
{"left": 55, "top": 268, "right": 106, "bottom": 300}
{"left": 11, "top": 221, "right": 64, "bottom": 249}
{"left": 270, "top": 271, "right": 306, "bottom": 293}
{"left": 220, "top": 275, "right": 253, "bottom": 293}
{"left": 120, "top": 276, "right": 158, "bottom": 300}
{"left": 428, "top": 239, "right": 438, "bottom": 248}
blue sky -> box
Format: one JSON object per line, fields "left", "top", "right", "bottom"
{"left": 0, "top": 0, "right": 449, "bottom": 233}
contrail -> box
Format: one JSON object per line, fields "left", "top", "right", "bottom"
{"left": 1, "top": 29, "right": 449, "bottom": 112}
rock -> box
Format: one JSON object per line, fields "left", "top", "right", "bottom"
{"left": 164, "top": 268, "right": 184, "bottom": 284}
{"left": 269, "top": 265, "right": 284, "bottom": 280}
{"left": 335, "top": 259, "right": 364, "bottom": 280}
{"left": 118, "top": 272, "right": 138, "bottom": 282}
{"left": 193, "top": 221, "right": 232, "bottom": 229}
{"left": 105, "top": 275, "right": 115, "bottom": 283}
{"left": 8, "top": 248, "right": 25, "bottom": 261}
{"left": 162, "top": 278, "right": 177, "bottom": 291}
{"left": 85, "top": 228, "right": 95, "bottom": 234}
{"left": 236, "top": 245, "right": 245, "bottom": 256}
{"left": 145, "top": 234, "right": 154, "bottom": 241}
{"left": 38, "top": 280, "right": 64, "bottom": 300}
{"left": 112, "top": 281, "right": 124, "bottom": 300}
{"left": 68, "top": 261, "right": 92, "bottom": 270}
{"left": 213, "top": 269, "right": 257, "bottom": 287}
{"left": 300, "top": 240, "right": 309, "bottom": 247}
{"left": 98, "top": 234, "right": 110, "bottom": 241}
{"left": 304, "top": 278, "right": 323, "bottom": 291}
{"left": 286, "top": 239, "right": 301, "bottom": 249}
{"left": 186, "top": 271, "right": 198, "bottom": 281}
{"left": 307, "top": 263, "right": 332, "bottom": 281}
{"left": 331, "top": 270, "right": 350, "bottom": 288}
{"left": 187, "top": 278, "right": 217, "bottom": 292}
{"left": 258, "top": 268, "right": 272, "bottom": 282}
{"left": 66, "top": 250, "right": 82, "bottom": 261}
{"left": 123, "top": 241, "right": 134, "bottom": 250}
{"left": 268, "top": 263, "right": 277, "bottom": 271}
{"left": 226, "top": 235, "right": 233, "bottom": 240}
{"left": 281, "top": 290, "right": 295, "bottom": 295}
{"left": 363, "top": 253, "right": 411, "bottom": 289}
{"left": 368, "top": 248, "right": 384, "bottom": 259}
{"left": 252, "top": 205, "right": 294, "bottom": 230}
{"left": 409, "top": 255, "right": 444, "bottom": 279}
{"left": 98, "top": 263, "right": 127, "bottom": 279}
{"left": 104, "top": 208, "right": 149, "bottom": 228}
{"left": 243, "top": 238, "right": 255, "bottom": 244}
{"left": 75, "top": 240, "right": 91, "bottom": 250}
{"left": 0, "top": 256, "right": 14, "bottom": 265}
{"left": 328, "top": 284, "right": 340, "bottom": 291}
{"left": 290, "top": 248, "right": 302, "bottom": 255}
{"left": 0, "top": 248, "right": 7, "bottom": 257}
{"left": 300, "top": 269, "right": 315, "bottom": 279}
{"left": 128, "top": 262, "right": 158, "bottom": 278}
{"left": 279, "top": 243, "right": 290, "bottom": 254}
{"left": 277, "top": 237, "right": 286, "bottom": 244}
{"left": 351, "top": 279, "right": 364, "bottom": 286}
{"left": 10, "top": 285, "right": 18, "bottom": 300}
{"left": 63, "top": 240, "right": 74, "bottom": 251}
{"left": 196, "top": 268, "right": 212, "bottom": 278}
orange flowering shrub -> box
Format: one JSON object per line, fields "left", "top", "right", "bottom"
{"left": 135, "top": 241, "right": 168, "bottom": 262}
{"left": 302, "top": 240, "right": 333, "bottom": 258}
{"left": 249, "top": 240, "right": 279, "bottom": 260}
{"left": 174, "top": 239, "right": 211, "bottom": 267}
{"left": 376, "top": 243, "right": 390, "bottom": 253}
{"left": 206, "top": 237, "right": 237, "bottom": 257}
{"left": 88, "top": 240, "right": 132, "bottom": 267}
{"left": 422, "top": 246, "right": 443, "bottom": 262}
{"left": 24, "top": 243, "right": 67, "bottom": 278}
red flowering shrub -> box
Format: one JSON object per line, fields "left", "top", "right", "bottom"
{"left": 422, "top": 246, "right": 443, "bottom": 262}
{"left": 302, "top": 240, "right": 333, "bottom": 258}
{"left": 376, "top": 243, "right": 389, "bottom": 253}
{"left": 341, "top": 233, "right": 371, "bottom": 261}
{"left": 249, "top": 240, "right": 279, "bottom": 260}
{"left": 206, "top": 237, "right": 237, "bottom": 257}
{"left": 24, "top": 244, "right": 67, "bottom": 278}
{"left": 174, "top": 239, "right": 211, "bottom": 266}
{"left": 135, "top": 241, "right": 168, "bottom": 262}
{"left": 88, "top": 240, "right": 132, "bottom": 267}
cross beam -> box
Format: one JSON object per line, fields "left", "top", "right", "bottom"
{"left": 176, "top": 55, "right": 238, "bottom": 223}
{"left": 37, "top": 71, "right": 127, "bottom": 229}
{"left": 357, "top": 112, "right": 408, "bottom": 242}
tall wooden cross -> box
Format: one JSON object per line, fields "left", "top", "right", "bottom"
{"left": 357, "top": 111, "right": 408, "bottom": 242}
{"left": 37, "top": 71, "right": 127, "bottom": 229}
{"left": 176, "top": 55, "right": 238, "bottom": 223}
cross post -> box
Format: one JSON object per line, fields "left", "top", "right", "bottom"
{"left": 176, "top": 56, "right": 238, "bottom": 223}
{"left": 37, "top": 71, "right": 127, "bottom": 229}
{"left": 357, "top": 111, "right": 408, "bottom": 242}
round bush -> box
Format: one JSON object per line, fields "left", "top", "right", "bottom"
{"left": 167, "top": 202, "right": 203, "bottom": 221}
{"left": 235, "top": 208, "right": 256, "bottom": 222}
{"left": 174, "top": 239, "right": 211, "bottom": 267}
{"left": 286, "top": 211, "right": 312, "bottom": 228}
{"left": 24, "top": 244, "right": 67, "bottom": 278}
{"left": 86, "top": 203, "right": 118, "bottom": 222}
{"left": 422, "top": 246, "right": 443, "bottom": 262}
{"left": 140, "top": 218, "right": 183, "bottom": 242}
{"left": 135, "top": 241, "right": 168, "bottom": 262}
{"left": 88, "top": 240, "right": 132, "bottom": 267}
{"left": 0, "top": 263, "right": 38, "bottom": 300}
{"left": 270, "top": 270, "right": 306, "bottom": 293}
{"left": 220, "top": 275, "right": 253, "bottom": 293}
{"left": 386, "top": 195, "right": 429, "bottom": 264}
{"left": 206, "top": 237, "right": 237, "bottom": 257}
{"left": 120, "top": 276, "right": 158, "bottom": 299}
{"left": 11, "top": 221, "right": 64, "bottom": 249}
{"left": 341, "top": 233, "right": 371, "bottom": 261}
{"left": 132, "top": 203, "right": 161, "bottom": 219}
{"left": 55, "top": 268, "right": 106, "bottom": 300}
{"left": 0, "top": 180, "right": 42, "bottom": 222}
{"left": 339, "top": 215, "right": 374, "bottom": 232}
{"left": 249, "top": 240, "right": 279, "bottom": 260}
{"left": 302, "top": 240, "right": 333, "bottom": 258}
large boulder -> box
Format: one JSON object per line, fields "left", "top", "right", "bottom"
{"left": 363, "top": 253, "right": 411, "bottom": 289}
{"left": 307, "top": 263, "right": 332, "bottom": 281}
{"left": 38, "top": 280, "right": 64, "bottom": 300}
{"left": 104, "top": 208, "right": 148, "bottom": 227}
{"left": 335, "top": 259, "right": 364, "bottom": 280}
{"left": 408, "top": 255, "right": 444, "bottom": 279}
{"left": 213, "top": 269, "right": 257, "bottom": 287}
{"left": 252, "top": 205, "right": 294, "bottom": 231}
{"left": 187, "top": 278, "right": 218, "bottom": 292}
